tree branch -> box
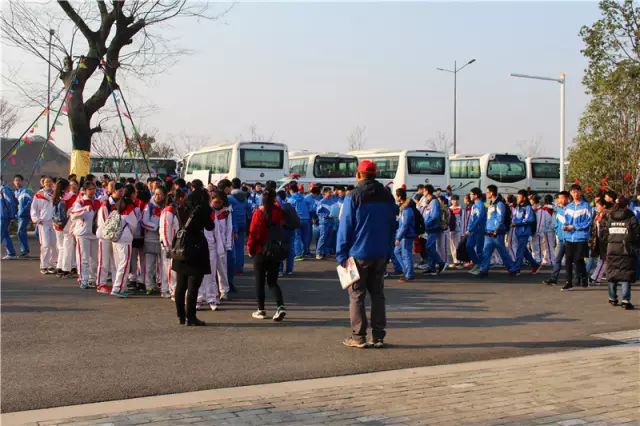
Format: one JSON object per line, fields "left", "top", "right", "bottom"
{"left": 57, "top": 1, "right": 96, "bottom": 45}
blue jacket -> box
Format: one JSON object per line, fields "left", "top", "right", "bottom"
{"left": 422, "top": 197, "right": 441, "bottom": 233}
{"left": 288, "top": 192, "right": 310, "bottom": 221}
{"left": 513, "top": 203, "right": 535, "bottom": 238}
{"left": 248, "top": 191, "right": 263, "bottom": 212}
{"left": 564, "top": 199, "right": 592, "bottom": 243}
{"left": 467, "top": 200, "right": 486, "bottom": 234}
{"left": 630, "top": 201, "right": 640, "bottom": 221}
{"left": 396, "top": 200, "right": 417, "bottom": 240}
{"left": 336, "top": 179, "right": 396, "bottom": 265}
{"left": 15, "top": 188, "right": 32, "bottom": 219}
{"left": 305, "top": 194, "right": 321, "bottom": 221}
{"left": 316, "top": 197, "right": 335, "bottom": 223}
{"left": 228, "top": 189, "right": 249, "bottom": 232}
{"left": 0, "top": 184, "right": 17, "bottom": 221}
{"left": 485, "top": 199, "right": 508, "bottom": 234}
{"left": 554, "top": 206, "right": 566, "bottom": 242}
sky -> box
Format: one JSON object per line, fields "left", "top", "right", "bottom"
{"left": 1, "top": 1, "right": 602, "bottom": 159}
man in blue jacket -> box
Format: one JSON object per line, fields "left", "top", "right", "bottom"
{"left": 465, "top": 188, "right": 486, "bottom": 273}
{"left": 419, "top": 184, "right": 446, "bottom": 275}
{"left": 1, "top": 176, "right": 18, "bottom": 259}
{"left": 543, "top": 191, "right": 570, "bottom": 285}
{"left": 562, "top": 184, "right": 593, "bottom": 290}
{"left": 13, "top": 174, "right": 32, "bottom": 257}
{"left": 316, "top": 187, "right": 335, "bottom": 259}
{"left": 337, "top": 160, "right": 396, "bottom": 349}
{"left": 288, "top": 181, "right": 311, "bottom": 260}
{"left": 511, "top": 189, "right": 541, "bottom": 274}
{"left": 305, "top": 186, "right": 322, "bottom": 256}
{"left": 392, "top": 188, "right": 416, "bottom": 282}
{"left": 472, "top": 185, "right": 517, "bottom": 277}
{"left": 228, "top": 178, "right": 249, "bottom": 274}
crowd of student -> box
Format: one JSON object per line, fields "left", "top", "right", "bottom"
{"left": 0, "top": 164, "right": 638, "bottom": 331}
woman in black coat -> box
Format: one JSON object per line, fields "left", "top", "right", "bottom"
{"left": 172, "top": 180, "right": 214, "bottom": 325}
{"left": 605, "top": 196, "right": 638, "bottom": 310}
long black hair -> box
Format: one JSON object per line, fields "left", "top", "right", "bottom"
{"left": 262, "top": 189, "right": 277, "bottom": 219}
{"left": 53, "top": 178, "right": 70, "bottom": 205}
{"left": 117, "top": 184, "right": 136, "bottom": 214}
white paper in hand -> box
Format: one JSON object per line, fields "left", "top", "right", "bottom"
{"left": 336, "top": 257, "right": 360, "bottom": 290}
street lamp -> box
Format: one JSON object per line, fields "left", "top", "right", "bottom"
{"left": 510, "top": 72, "right": 566, "bottom": 191}
{"left": 436, "top": 58, "right": 476, "bottom": 155}
{"left": 47, "top": 29, "right": 55, "bottom": 135}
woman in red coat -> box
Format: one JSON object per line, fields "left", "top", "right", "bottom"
{"left": 247, "top": 190, "right": 287, "bottom": 321}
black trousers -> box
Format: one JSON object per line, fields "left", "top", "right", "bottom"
{"left": 253, "top": 254, "right": 284, "bottom": 310}
{"left": 348, "top": 258, "right": 387, "bottom": 342}
{"left": 175, "top": 272, "right": 204, "bottom": 321}
{"left": 565, "top": 241, "right": 588, "bottom": 284}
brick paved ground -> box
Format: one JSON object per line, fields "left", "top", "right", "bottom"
{"left": 6, "top": 344, "right": 638, "bottom": 426}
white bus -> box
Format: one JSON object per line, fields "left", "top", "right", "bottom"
{"left": 89, "top": 157, "right": 177, "bottom": 180}
{"left": 183, "top": 141, "right": 289, "bottom": 185}
{"left": 526, "top": 157, "right": 560, "bottom": 195}
{"left": 286, "top": 151, "right": 358, "bottom": 190}
{"left": 349, "top": 149, "right": 448, "bottom": 194}
{"left": 449, "top": 153, "right": 527, "bottom": 196}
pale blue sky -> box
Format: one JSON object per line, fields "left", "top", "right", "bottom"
{"left": 2, "top": 1, "right": 601, "bottom": 157}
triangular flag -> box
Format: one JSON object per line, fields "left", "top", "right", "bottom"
{"left": 55, "top": 120, "right": 62, "bottom": 126}
{"left": 51, "top": 126, "right": 56, "bottom": 133}
{"left": 8, "top": 155, "right": 16, "bottom": 165}
{"left": 2, "top": 160, "right": 7, "bottom": 168}
{"left": 12, "top": 149, "right": 17, "bottom": 156}
{"left": 19, "top": 141, "right": 24, "bottom": 147}
{"left": 61, "top": 104, "right": 68, "bottom": 113}
{"left": 23, "top": 136, "right": 31, "bottom": 144}
{"left": 33, "top": 122, "right": 39, "bottom": 128}
{"left": 48, "top": 134, "right": 55, "bottom": 141}
{"left": 40, "top": 152, "right": 45, "bottom": 159}
{"left": 122, "top": 112, "right": 130, "bottom": 119}
{"left": 29, "top": 128, "right": 35, "bottom": 134}
{"left": 79, "top": 62, "right": 88, "bottom": 69}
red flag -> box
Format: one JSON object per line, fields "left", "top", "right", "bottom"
{"left": 624, "top": 172, "right": 633, "bottom": 182}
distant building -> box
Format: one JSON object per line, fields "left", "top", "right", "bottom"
{"left": 1, "top": 136, "right": 70, "bottom": 186}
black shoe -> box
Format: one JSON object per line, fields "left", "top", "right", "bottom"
{"left": 178, "top": 317, "right": 186, "bottom": 325}
{"left": 561, "top": 282, "right": 574, "bottom": 291}
{"left": 186, "top": 318, "right": 206, "bottom": 326}
{"left": 543, "top": 278, "right": 557, "bottom": 286}
{"left": 70, "top": 268, "right": 78, "bottom": 276}
{"left": 55, "top": 268, "right": 64, "bottom": 277}
{"left": 369, "top": 339, "right": 384, "bottom": 349}
{"left": 621, "top": 301, "right": 634, "bottom": 310}
{"left": 19, "top": 252, "right": 29, "bottom": 258}
{"left": 476, "top": 271, "right": 489, "bottom": 278}
{"left": 609, "top": 299, "right": 619, "bottom": 306}
{"left": 436, "top": 263, "right": 446, "bottom": 275}
{"left": 127, "top": 281, "right": 138, "bottom": 292}
{"left": 581, "top": 279, "right": 589, "bottom": 288}
{"left": 423, "top": 268, "right": 437, "bottom": 276}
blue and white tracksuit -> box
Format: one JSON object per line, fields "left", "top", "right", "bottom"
{"left": 421, "top": 197, "right": 444, "bottom": 270}
{"left": 316, "top": 197, "right": 336, "bottom": 257}
{"left": 1, "top": 184, "right": 17, "bottom": 257}
{"left": 466, "top": 200, "right": 486, "bottom": 265}
{"left": 512, "top": 203, "right": 539, "bottom": 271}
{"left": 229, "top": 189, "right": 249, "bottom": 273}
{"left": 15, "top": 187, "right": 32, "bottom": 255}
{"left": 550, "top": 206, "right": 567, "bottom": 281}
{"left": 393, "top": 200, "right": 417, "bottom": 279}
{"left": 289, "top": 192, "right": 311, "bottom": 257}
{"left": 480, "top": 199, "right": 516, "bottom": 274}
{"left": 305, "top": 193, "right": 322, "bottom": 251}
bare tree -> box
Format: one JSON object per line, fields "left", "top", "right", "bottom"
{"left": 425, "top": 131, "right": 453, "bottom": 153}
{"left": 165, "top": 132, "right": 213, "bottom": 159}
{"left": 235, "top": 123, "right": 275, "bottom": 143}
{"left": 0, "top": 98, "right": 19, "bottom": 137}
{"left": 1, "top": 1, "right": 230, "bottom": 170}
{"left": 347, "top": 125, "right": 367, "bottom": 151}
{"left": 517, "top": 135, "right": 544, "bottom": 158}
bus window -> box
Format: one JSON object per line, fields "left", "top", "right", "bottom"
{"left": 450, "top": 159, "right": 480, "bottom": 178}
{"left": 487, "top": 155, "right": 526, "bottom": 183}
{"left": 531, "top": 163, "right": 560, "bottom": 179}
{"left": 240, "top": 149, "right": 283, "bottom": 169}
{"left": 313, "top": 157, "right": 357, "bottom": 178}
{"left": 372, "top": 157, "right": 399, "bottom": 179}
{"left": 289, "top": 158, "right": 308, "bottom": 176}
{"left": 407, "top": 157, "right": 445, "bottom": 175}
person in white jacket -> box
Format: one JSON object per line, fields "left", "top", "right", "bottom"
{"left": 141, "top": 186, "right": 167, "bottom": 295}
{"left": 529, "top": 194, "right": 553, "bottom": 265}
{"left": 52, "top": 179, "right": 78, "bottom": 278}
{"left": 30, "top": 177, "right": 57, "bottom": 274}
{"left": 95, "top": 182, "right": 123, "bottom": 294}
{"left": 69, "top": 181, "right": 101, "bottom": 288}
{"left": 159, "top": 189, "right": 185, "bottom": 299}
{"left": 107, "top": 185, "right": 139, "bottom": 298}
{"left": 197, "top": 191, "right": 232, "bottom": 311}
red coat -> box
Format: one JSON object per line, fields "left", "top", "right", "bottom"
{"left": 247, "top": 205, "right": 285, "bottom": 256}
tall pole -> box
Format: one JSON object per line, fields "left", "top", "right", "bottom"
{"left": 453, "top": 61, "right": 457, "bottom": 155}
{"left": 559, "top": 72, "right": 566, "bottom": 191}
{"left": 47, "top": 29, "right": 54, "bottom": 136}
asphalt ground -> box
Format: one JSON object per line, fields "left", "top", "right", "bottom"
{"left": 2, "top": 237, "right": 639, "bottom": 412}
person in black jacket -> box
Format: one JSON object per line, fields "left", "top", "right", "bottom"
{"left": 172, "top": 180, "right": 214, "bottom": 325}
{"left": 605, "top": 196, "right": 638, "bottom": 310}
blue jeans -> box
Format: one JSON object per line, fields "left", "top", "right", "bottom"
{"left": 1, "top": 218, "right": 16, "bottom": 256}
{"left": 312, "top": 223, "right": 319, "bottom": 252}
{"left": 17, "top": 217, "right": 29, "bottom": 254}
{"left": 551, "top": 240, "right": 566, "bottom": 280}
{"left": 608, "top": 281, "right": 631, "bottom": 302}
{"left": 513, "top": 235, "right": 540, "bottom": 271}
{"left": 466, "top": 232, "right": 483, "bottom": 265}
{"left": 316, "top": 221, "right": 333, "bottom": 257}
{"left": 425, "top": 232, "right": 443, "bottom": 269}
{"left": 295, "top": 219, "right": 312, "bottom": 257}
{"left": 479, "top": 234, "right": 515, "bottom": 273}
{"left": 234, "top": 230, "right": 246, "bottom": 273}
{"left": 393, "top": 238, "right": 415, "bottom": 279}
{"left": 280, "top": 230, "right": 295, "bottom": 274}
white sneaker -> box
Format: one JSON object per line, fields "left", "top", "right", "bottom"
{"left": 416, "top": 263, "right": 429, "bottom": 270}
{"left": 220, "top": 292, "right": 227, "bottom": 301}
{"left": 468, "top": 265, "right": 480, "bottom": 274}
{"left": 252, "top": 310, "right": 267, "bottom": 319}
{"left": 2, "top": 255, "right": 18, "bottom": 260}
{"left": 273, "top": 306, "right": 287, "bottom": 322}
{"left": 209, "top": 303, "right": 219, "bottom": 311}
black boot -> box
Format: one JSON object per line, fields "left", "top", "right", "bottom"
{"left": 561, "top": 281, "right": 574, "bottom": 291}
{"left": 186, "top": 317, "right": 206, "bottom": 326}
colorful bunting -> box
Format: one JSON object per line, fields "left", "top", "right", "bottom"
{"left": 29, "top": 128, "right": 35, "bottom": 134}
{"left": 7, "top": 155, "right": 16, "bottom": 165}
{"left": 23, "top": 136, "right": 31, "bottom": 144}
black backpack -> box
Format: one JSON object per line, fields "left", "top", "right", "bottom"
{"left": 411, "top": 204, "right": 426, "bottom": 235}
{"left": 263, "top": 208, "right": 289, "bottom": 262}
{"left": 496, "top": 198, "right": 512, "bottom": 231}
{"left": 281, "top": 202, "right": 301, "bottom": 230}
{"left": 170, "top": 206, "right": 201, "bottom": 262}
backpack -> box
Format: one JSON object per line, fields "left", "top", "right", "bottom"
{"left": 262, "top": 209, "right": 289, "bottom": 262}
{"left": 52, "top": 200, "right": 69, "bottom": 229}
{"left": 440, "top": 204, "right": 451, "bottom": 231}
{"left": 102, "top": 210, "right": 125, "bottom": 242}
{"left": 281, "top": 202, "right": 301, "bottom": 230}
{"left": 411, "top": 205, "right": 426, "bottom": 236}
{"left": 170, "top": 207, "right": 199, "bottom": 262}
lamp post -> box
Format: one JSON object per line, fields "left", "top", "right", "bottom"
{"left": 510, "top": 72, "right": 566, "bottom": 191}
{"left": 47, "top": 29, "right": 55, "bottom": 136}
{"left": 436, "top": 58, "right": 476, "bottom": 155}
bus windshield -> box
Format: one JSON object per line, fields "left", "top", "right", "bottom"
{"left": 313, "top": 157, "right": 357, "bottom": 178}
{"left": 371, "top": 157, "right": 399, "bottom": 179}
{"left": 407, "top": 157, "right": 445, "bottom": 175}
{"left": 240, "top": 149, "right": 284, "bottom": 169}
{"left": 531, "top": 163, "right": 560, "bottom": 179}
{"left": 487, "top": 155, "right": 526, "bottom": 183}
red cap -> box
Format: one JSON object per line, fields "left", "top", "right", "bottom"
{"left": 298, "top": 184, "right": 304, "bottom": 192}
{"left": 357, "top": 160, "right": 376, "bottom": 174}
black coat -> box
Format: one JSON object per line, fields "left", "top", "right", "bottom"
{"left": 171, "top": 196, "right": 214, "bottom": 277}
{"left": 605, "top": 208, "right": 639, "bottom": 283}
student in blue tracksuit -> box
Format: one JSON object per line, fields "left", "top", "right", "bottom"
{"left": 315, "top": 188, "right": 335, "bottom": 259}
{"left": 305, "top": 186, "right": 322, "bottom": 256}
{"left": 248, "top": 182, "right": 264, "bottom": 213}
{"left": 630, "top": 194, "right": 640, "bottom": 280}
{"left": 465, "top": 188, "right": 486, "bottom": 270}
{"left": 419, "top": 184, "right": 446, "bottom": 275}
{"left": 13, "top": 174, "right": 32, "bottom": 257}
{"left": 392, "top": 188, "right": 416, "bottom": 281}
{"left": 511, "top": 189, "right": 541, "bottom": 274}
{"left": 473, "top": 185, "right": 517, "bottom": 277}
{"left": 561, "top": 184, "right": 593, "bottom": 290}
{"left": 543, "top": 191, "right": 571, "bottom": 285}
{"left": 288, "top": 181, "right": 311, "bottom": 260}
{"left": 1, "top": 176, "right": 18, "bottom": 259}
{"left": 277, "top": 190, "right": 296, "bottom": 276}
{"left": 228, "top": 178, "right": 249, "bottom": 274}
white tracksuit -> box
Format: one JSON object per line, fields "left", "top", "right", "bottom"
{"left": 30, "top": 189, "right": 57, "bottom": 270}
{"left": 449, "top": 206, "right": 463, "bottom": 264}
{"left": 128, "top": 204, "right": 144, "bottom": 285}
{"left": 159, "top": 204, "right": 179, "bottom": 297}
{"left": 198, "top": 206, "right": 233, "bottom": 305}
{"left": 96, "top": 197, "right": 118, "bottom": 287}
{"left": 54, "top": 192, "right": 78, "bottom": 273}
{"left": 70, "top": 195, "right": 100, "bottom": 284}
{"left": 141, "top": 201, "right": 163, "bottom": 291}
{"left": 109, "top": 205, "right": 139, "bottom": 294}
{"left": 531, "top": 205, "right": 553, "bottom": 265}
{"left": 541, "top": 205, "right": 556, "bottom": 266}
{"left": 506, "top": 205, "right": 518, "bottom": 262}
